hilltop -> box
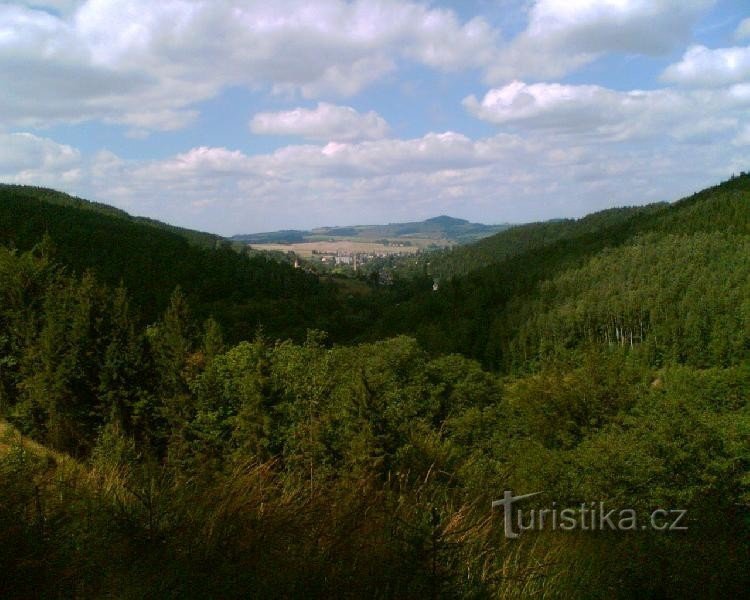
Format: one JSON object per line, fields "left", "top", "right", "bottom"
{"left": 0, "top": 184, "right": 224, "bottom": 249}
{"left": 231, "top": 215, "right": 512, "bottom": 247}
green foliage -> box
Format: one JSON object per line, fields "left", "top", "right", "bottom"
{"left": 1, "top": 174, "right": 750, "bottom": 598}
{"left": 502, "top": 232, "right": 750, "bottom": 371}
{"left": 374, "top": 173, "right": 750, "bottom": 372}
{"left": 0, "top": 185, "right": 353, "bottom": 343}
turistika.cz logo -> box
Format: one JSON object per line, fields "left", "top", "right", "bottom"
{"left": 492, "top": 490, "right": 687, "bottom": 539}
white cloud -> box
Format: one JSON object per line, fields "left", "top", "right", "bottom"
{"left": 12, "top": 1, "right": 82, "bottom": 15}
{"left": 0, "top": 0, "right": 502, "bottom": 132}
{"left": 735, "top": 18, "right": 750, "bottom": 41}
{"left": 661, "top": 44, "right": 750, "bottom": 88}
{"left": 260, "top": 131, "right": 498, "bottom": 176}
{"left": 400, "top": 12, "right": 499, "bottom": 70}
{"left": 1, "top": 1, "right": 744, "bottom": 233}
{"left": 464, "top": 81, "right": 621, "bottom": 129}
{"left": 4, "top": 118, "right": 744, "bottom": 236}
{"left": 487, "top": 0, "right": 714, "bottom": 81}
{"left": 464, "top": 80, "right": 750, "bottom": 143}
{"left": 0, "top": 0, "right": 720, "bottom": 132}
{"left": 0, "top": 3, "right": 192, "bottom": 132}
{"left": 250, "top": 103, "right": 390, "bottom": 142}
{"left": 85, "top": 132, "right": 594, "bottom": 231}
{"left": 0, "top": 132, "right": 81, "bottom": 185}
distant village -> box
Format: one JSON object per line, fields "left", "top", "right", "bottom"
{"left": 311, "top": 246, "right": 417, "bottom": 270}
{"left": 286, "top": 246, "right": 439, "bottom": 288}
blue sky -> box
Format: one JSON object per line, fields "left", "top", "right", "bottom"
{"left": 1, "top": 0, "right": 749, "bottom": 234}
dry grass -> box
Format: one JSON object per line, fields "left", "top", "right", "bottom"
{"left": 0, "top": 419, "right": 82, "bottom": 475}
{"left": 0, "top": 420, "right": 42, "bottom": 456}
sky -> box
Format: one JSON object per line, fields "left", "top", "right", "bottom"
{"left": 1, "top": 0, "right": 749, "bottom": 235}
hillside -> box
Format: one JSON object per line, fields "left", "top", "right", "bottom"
{"left": 371, "top": 173, "right": 750, "bottom": 370}
{"left": 420, "top": 204, "right": 667, "bottom": 279}
{"left": 0, "top": 184, "right": 224, "bottom": 249}
{"left": 415, "top": 174, "right": 750, "bottom": 282}
{"left": 0, "top": 184, "right": 352, "bottom": 342}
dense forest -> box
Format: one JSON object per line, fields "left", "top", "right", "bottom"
{"left": 376, "top": 174, "right": 750, "bottom": 371}
{"left": 1, "top": 177, "right": 749, "bottom": 598}
{"left": 0, "top": 185, "right": 376, "bottom": 343}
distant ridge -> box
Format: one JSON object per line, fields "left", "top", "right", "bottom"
{"left": 232, "top": 215, "right": 512, "bottom": 245}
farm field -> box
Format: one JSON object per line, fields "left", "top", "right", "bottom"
{"left": 247, "top": 239, "right": 424, "bottom": 257}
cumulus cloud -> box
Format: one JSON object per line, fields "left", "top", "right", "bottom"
{"left": 487, "top": 0, "right": 714, "bottom": 81}
{"left": 12, "top": 1, "right": 82, "bottom": 14}
{"left": 0, "top": 0, "right": 502, "bottom": 132}
{"left": 464, "top": 82, "right": 621, "bottom": 129}
{"left": 0, "top": 129, "right": 557, "bottom": 231}
{"left": 85, "top": 132, "right": 596, "bottom": 231}
{"left": 250, "top": 103, "right": 390, "bottom": 142}
{"left": 0, "top": 0, "right": 719, "bottom": 132}
{"left": 0, "top": 3, "right": 197, "bottom": 132}
{"left": 4, "top": 119, "right": 743, "bottom": 236}
{"left": 0, "top": 132, "right": 81, "bottom": 185}
{"left": 464, "top": 80, "right": 750, "bottom": 143}
{"left": 661, "top": 44, "right": 750, "bottom": 88}
{"left": 400, "top": 13, "right": 499, "bottom": 70}
{"left": 1, "top": 0, "right": 744, "bottom": 233}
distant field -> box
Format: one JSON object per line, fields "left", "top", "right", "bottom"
{"left": 231, "top": 215, "right": 513, "bottom": 246}
{"left": 248, "top": 240, "right": 423, "bottom": 257}
{"left": 302, "top": 235, "right": 452, "bottom": 248}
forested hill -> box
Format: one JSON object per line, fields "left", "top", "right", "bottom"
{"left": 423, "top": 173, "right": 749, "bottom": 280}
{"left": 422, "top": 204, "right": 667, "bottom": 280}
{"left": 372, "top": 173, "right": 750, "bottom": 370}
{"left": 0, "top": 184, "right": 347, "bottom": 341}
{"left": 0, "top": 184, "right": 223, "bottom": 248}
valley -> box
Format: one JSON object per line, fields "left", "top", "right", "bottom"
{"left": 1, "top": 175, "right": 749, "bottom": 598}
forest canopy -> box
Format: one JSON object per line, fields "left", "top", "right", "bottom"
{"left": 1, "top": 175, "right": 749, "bottom": 598}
